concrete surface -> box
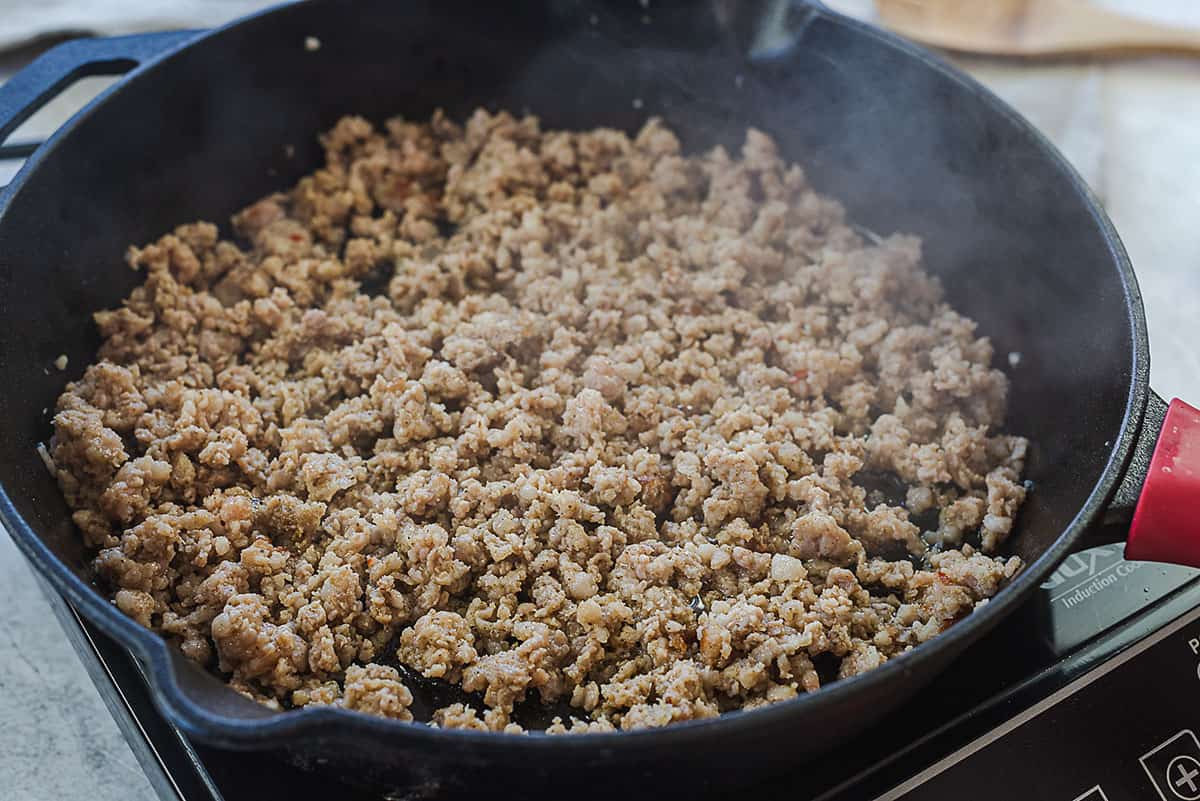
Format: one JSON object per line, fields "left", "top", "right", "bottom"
{"left": 4, "top": 1, "right": 1200, "bottom": 799}
{"left": 0, "top": 533, "right": 155, "bottom": 801}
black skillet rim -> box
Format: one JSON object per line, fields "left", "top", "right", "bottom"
{"left": 0, "top": 0, "right": 1150, "bottom": 753}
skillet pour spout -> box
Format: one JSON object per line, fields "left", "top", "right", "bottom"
{"left": 0, "top": 1, "right": 1197, "bottom": 797}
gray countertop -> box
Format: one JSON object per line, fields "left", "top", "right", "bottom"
{"left": 3, "top": 2, "right": 1200, "bottom": 799}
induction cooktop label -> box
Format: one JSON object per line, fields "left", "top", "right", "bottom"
{"left": 1039, "top": 545, "right": 1199, "bottom": 654}
{"left": 1041, "top": 545, "right": 1143, "bottom": 605}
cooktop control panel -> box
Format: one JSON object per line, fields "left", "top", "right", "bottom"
{"left": 882, "top": 606, "right": 1200, "bottom": 801}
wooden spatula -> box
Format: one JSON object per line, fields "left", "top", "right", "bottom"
{"left": 875, "top": 0, "right": 1200, "bottom": 57}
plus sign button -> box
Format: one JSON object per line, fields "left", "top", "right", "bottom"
{"left": 1142, "top": 730, "right": 1200, "bottom": 801}
{"left": 1168, "top": 756, "right": 1200, "bottom": 801}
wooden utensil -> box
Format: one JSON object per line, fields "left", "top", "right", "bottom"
{"left": 875, "top": 0, "right": 1200, "bottom": 57}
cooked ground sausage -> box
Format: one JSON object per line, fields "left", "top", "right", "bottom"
{"left": 49, "top": 110, "right": 1027, "bottom": 732}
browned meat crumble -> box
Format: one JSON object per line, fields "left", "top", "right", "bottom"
{"left": 49, "top": 110, "right": 1027, "bottom": 733}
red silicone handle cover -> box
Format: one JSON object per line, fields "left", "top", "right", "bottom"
{"left": 1125, "top": 398, "right": 1200, "bottom": 567}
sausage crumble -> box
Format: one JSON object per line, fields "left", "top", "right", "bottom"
{"left": 50, "top": 110, "right": 1027, "bottom": 732}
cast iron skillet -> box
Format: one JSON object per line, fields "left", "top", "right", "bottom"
{"left": 1, "top": 0, "right": 1196, "bottom": 797}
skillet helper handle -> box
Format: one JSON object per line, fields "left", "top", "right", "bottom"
{"left": 0, "top": 30, "right": 198, "bottom": 147}
{"left": 1124, "top": 398, "right": 1200, "bottom": 566}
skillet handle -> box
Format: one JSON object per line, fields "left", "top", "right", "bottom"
{"left": 1124, "top": 397, "right": 1200, "bottom": 566}
{"left": 0, "top": 31, "right": 199, "bottom": 152}
{"left": 1095, "top": 391, "right": 1200, "bottom": 567}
